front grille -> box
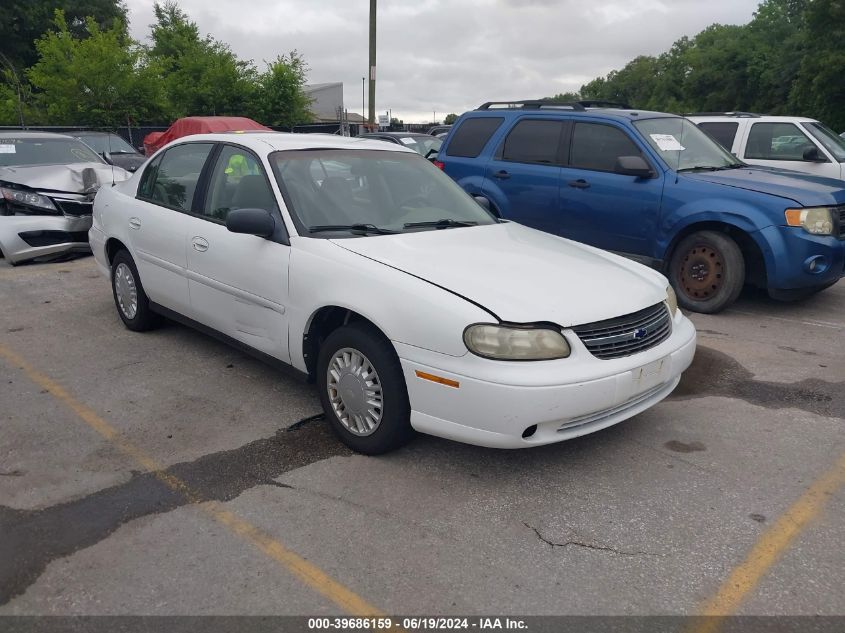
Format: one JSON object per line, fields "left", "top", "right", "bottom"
{"left": 55, "top": 199, "right": 93, "bottom": 216}
{"left": 838, "top": 206, "right": 845, "bottom": 239}
{"left": 572, "top": 302, "right": 672, "bottom": 360}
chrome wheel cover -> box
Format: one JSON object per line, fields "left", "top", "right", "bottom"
{"left": 114, "top": 262, "right": 138, "bottom": 320}
{"left": 327, "top": 347, "right": 383, "bottom": 436}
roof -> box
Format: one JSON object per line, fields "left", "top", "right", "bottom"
{"left": 0, "top": 130, "right": 75, "bottom": 139}
{"left": 150, "top": 132, "right": 418, "bottom": 155}
{"left": 466, "top": 107, "right": 677, "bottom": 123}
{"left": 73, "top": 130, "right": 122, "bottom": 136}
{"left": 305, "top": 82, "right": 343, "bottom": 92}
{"left": 688, "top": 114, "right": 819, "bottom": 123}
{"left": 361, "top": 132, "right": 432, "bottom": 138}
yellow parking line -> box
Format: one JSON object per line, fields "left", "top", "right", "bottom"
{"left": 0, "top": 342, "right": 384, "bottom": 616}
{"left": 692, "top": 450, "right": 845, "bottom": 633}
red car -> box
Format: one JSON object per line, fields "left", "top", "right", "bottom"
{"left": 142, "top": 117, "right": 271, "bottom": 155}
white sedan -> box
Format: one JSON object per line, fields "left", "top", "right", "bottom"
{"left": 90, "top": 132, "right": 696, "bottom": 454}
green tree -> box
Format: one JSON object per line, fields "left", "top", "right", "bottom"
{"left": 26, "top": 11, "right": 166, "bottom": 126}
{"left": 443, "top": 113, "right": 458, "bottom": 124}
{"left": 0, "top": 0, "right": 127, "bottom": 72}
{"left": 148, "top": 1, "right": 257, "bottom": 118}
{"left": 250, "top": 52, "right": 312, "bottom": 128}
{"left": 789, "top": 0, "right": 845, "bottom": 130}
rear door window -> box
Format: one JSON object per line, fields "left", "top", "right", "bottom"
{"left": 697, "top": 122, "right": 739, "bottom": 151}
{"left": 445, "top": 117, "right": 504, "bottom": 158}
{"left": 500, "top": 120, "right": 565, "bottom": 164}
{"left": 569, "top": 122, "right": 645, "bottom": 173}
{"left": 144, "top": 143, "right": 214, "bottom": 211}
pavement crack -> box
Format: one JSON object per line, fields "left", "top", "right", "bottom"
{"left": 523, "top": 522, "right": 656, "bottom": 557}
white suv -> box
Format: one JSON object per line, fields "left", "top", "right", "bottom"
{"left": 689, "top": 113, "right": 845, "bottom": 181}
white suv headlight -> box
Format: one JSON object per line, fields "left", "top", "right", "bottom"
{"left": 464, "top": 324, "right": 571, "bottom": 360}
{"left": 785, "top": 207, "right": 835, "bottom": 236}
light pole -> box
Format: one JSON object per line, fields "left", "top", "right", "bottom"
{"left": 0, "top": 52, "right": 25, "bottom": 128}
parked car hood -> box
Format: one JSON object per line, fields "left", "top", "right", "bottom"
{"left": 683, "top": 167, "right": 845, "bottom": 207}
{"left": 331, "top": 222, "right": 666, "bottom": 327}
{"left": 0, "top": 162, "right": 130, "bottom": 193}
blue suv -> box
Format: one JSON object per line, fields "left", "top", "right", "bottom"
{"left": 438, "top": 101, "right": 845, "bottom": 313}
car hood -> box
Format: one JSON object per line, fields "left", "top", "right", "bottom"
{"left": 683, "top": 167, "right": 845, "bottom": 206}
{"left": 331, "top": 222, "right": 667, "bottom": 327}
{"left": 0, "top": 162, "right": 131, "bottom": 193}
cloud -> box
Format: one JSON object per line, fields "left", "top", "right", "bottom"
{"left": 124, "top": 0, "right": 760, "bottom": 122}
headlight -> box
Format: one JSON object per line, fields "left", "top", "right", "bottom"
{"left": 464, "top": 324, "right": 571, "bottom": 360}
{"left": 1, "top": 186, "right": 58, "bottom": 212}
{"left": 666, "top": 285, "right": 678, "bottom": 317}
{"left": 784, "top": 207, "right": 835, "bottom": 236}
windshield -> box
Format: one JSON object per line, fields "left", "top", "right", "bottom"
{"left": 804, "top": 122, "right": 845, "bottom": 162}
{"left": 395, "top": 136, "right": 442, "bottom": 157}
{"left": 634, "top": 117, "right": 741, "bottom": 172}
{"left": 270, "top": 149, "right": 497, "bottom": 236}
{"left": 0, "top": 137, "right": 104, "bottom": 167}
{"left": 76, "top": 133, "right": 137, "bottom": 155}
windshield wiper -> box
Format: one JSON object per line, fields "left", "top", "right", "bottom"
{"left": 308, "top": 223, "right": 397, "bottom": 235}
{"left": 678, "top": 164, "right": 743, "bottom": 172}
{"left": 403, "top": 218, "right": 478, "bottom": 229}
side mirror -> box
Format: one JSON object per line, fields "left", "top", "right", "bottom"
{"left": 226, "top": 208, "right": 275, "bottom": 238}
{"left": 473, "top": 195, "right": 491, "bottom": 211}
{"left": 425, "top": 148, "right": 439, "bottom": 161}
{"left": 615, "top": 155, "right": 654, "bottom": 178}
{"left": 802, "top": 146, "right": 827, "bottom": 162}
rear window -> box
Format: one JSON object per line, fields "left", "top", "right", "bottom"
{"left": 445, "top": 117, "right": 504, "bottom": 158}
{"left": 697, "top": 122, "right": 739, "bottom": 152}
{"left": 501, "top": 120, "right": 564, "bottom": 164}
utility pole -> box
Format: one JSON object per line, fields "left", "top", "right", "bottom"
{"left": 362, "top": 77, "right": 365, "bottom": 127}
{"left": 368, "top": 0, "right": 376, "bottom": 127}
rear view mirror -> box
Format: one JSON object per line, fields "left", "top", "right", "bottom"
{"left": 615, "top": 155, "right": 654, "bottom": 178}
{"left": 802, "top": 146, "right": 827, "bottom": 162}
{"left": 226, "top": 208, "right": 275, "bottom": 238}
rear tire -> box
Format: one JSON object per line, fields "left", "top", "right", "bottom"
{"left": 111, "top": 250, "right": 161, "bottom": 331}
{"left": 317, "top": 321, "right": 414, "bottom": 454}
{"left": 669, "top": 231, "right": 744, "bottom": 314}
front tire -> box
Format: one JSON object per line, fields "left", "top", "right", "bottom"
{"left": 669, "top": 231, "right": 745, "bottom": 314}
{"left": 317, "top": 321, "right": 414, "bottom": 454}
{"left": 111, "top": 250, "right": 161, "bottom": 331}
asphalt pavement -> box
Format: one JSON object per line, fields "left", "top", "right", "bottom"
{"left": 0, "top": 255, "right": 842, "bottom": 618}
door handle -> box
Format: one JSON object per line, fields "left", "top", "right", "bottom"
{"left": 128, "top": 217, "right": 141, "bottom": 229}
{"left": 567, "top": 179, "right": 590, "bottom": 189}
{"left": 191, "top": 237, "right": 209, "bottom": 252}
{"left": 493, "top": 170, "right": 510, "bottom": 180}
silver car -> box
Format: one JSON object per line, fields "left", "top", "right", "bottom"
{"left": 0, "top": 131, "right": 130, "bottom": 265}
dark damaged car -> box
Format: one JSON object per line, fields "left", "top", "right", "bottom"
{"left": 0, "top": 131, "right": 130, "bottom": 265}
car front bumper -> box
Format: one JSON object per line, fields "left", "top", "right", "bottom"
{"left": 397, "top": 312, "right": 697, "bottom": 449}
{"left": 760, "top": 225, "right": 845, "bottom": 290}
{"left": 0, "top": 215, "right": 92, "bottom": 264}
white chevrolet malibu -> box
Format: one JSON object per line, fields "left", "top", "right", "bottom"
{"left": 90, "top": 132, "right": 696, "bottom": 454}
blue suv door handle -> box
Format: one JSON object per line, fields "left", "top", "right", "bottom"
{"left": 493, "top": 170, "right": 511, "bottom": 180}
{"left": 568, "top": 179, "right": 590, "bottom": 189}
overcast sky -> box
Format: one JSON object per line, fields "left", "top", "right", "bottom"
{"left": 124, "top": 0, "right": 762, "bottom": 123}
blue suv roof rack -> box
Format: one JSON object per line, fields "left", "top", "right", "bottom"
{"left": 476, "top": 101, "right": 586, "bottom": 111}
